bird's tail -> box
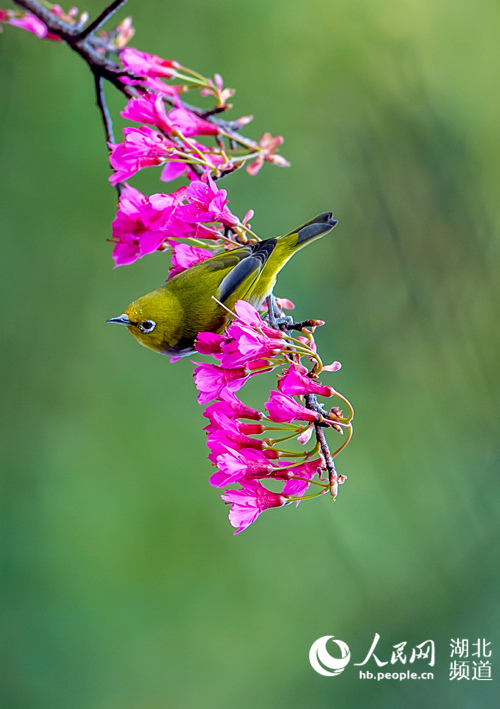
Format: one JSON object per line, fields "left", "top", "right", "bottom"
{"left": 283, "top": 211, "right": 338, "bottom": 249}
{"left": 236, "top": 211, "right": 337, "bottom": 308}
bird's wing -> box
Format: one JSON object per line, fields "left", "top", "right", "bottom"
{"left": 215, "top": 238, "right": 277, "bottom": 304}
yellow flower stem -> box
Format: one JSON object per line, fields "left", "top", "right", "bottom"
{"left": 167, "top": 154, "right": 216, "bottom": 169}
{"left": 172, "top": 130, "right": 209, "bottom": 162}
{"left": 262, "top": 418, "right": 306, "bottom": 432}
{"left": 167, "top": 236, "right": 215, "bottom": 248}
{"left": 332, "top": 391, "right": 355, "bottom": 422}
{"left": 287, "top": 476, "right": 328, "bottom": 488}
{"left": 282, "top": 338, "right": 323, "bottom": 369}
{"left": 171, "top": 72, "right": 207, "bottom": 87}
{"left": 237, "top": 222, "right": 260, "bottom": 241}
{"left": 262, "top": 421, "right": 303, "bottom": 431}
{"left": 267, "top": 430, "right": 307, "bottom": 445}
{"left": 271, "top": 448, "right": 309, "bottom": 457}
{"left": 176, "top": 66, "right": 208, "bottom": 82}
{"left": 329, "top": 424, "right": 353, "bottom": 458}
{"left": 285, "top": 490, "right": 326, "bottom": 501}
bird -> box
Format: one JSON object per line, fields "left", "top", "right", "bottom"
{"left": 107, "top": 212, "right": 337, "bottom": 357}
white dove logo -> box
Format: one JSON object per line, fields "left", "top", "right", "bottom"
{"left": 309, "top": 636, "right": 351, "bottom": 676}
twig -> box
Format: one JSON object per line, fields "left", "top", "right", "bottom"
{"left": 286, "top": 319, "right": 321, "bottom": 332}
{"left": 93, "top": 72, "right": 123, "bottom": 196}
{"left": 12, "top": 0, "right": 266, "bottom": 159}
{"left": 13, "top": 0, "right": 140, "bottom": 92}
{"left": 80, "top": 0, "right": 128, "bottom": 39}
{"left": 305, "top": 393, "right": 338, "bottom": 498}
{"left": 265, "top": 289, "right": 342, "bottom": 499}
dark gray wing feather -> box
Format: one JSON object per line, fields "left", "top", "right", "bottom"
{"left": 217, "top": 238, "right": 278, "bottom": 303}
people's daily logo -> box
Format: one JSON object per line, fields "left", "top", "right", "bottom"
{"left": 308, "top": 633, "right": 492, "bottom": 681}
{"left": 309, "top": 636, "right": 351, "bottom": 676}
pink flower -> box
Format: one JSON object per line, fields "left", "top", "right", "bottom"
{"left": 220, "top": 334, "right": 283, "bottom": 369}
{"left": 221, "top": 482, "right": 287, "bottom": 534}
{"left": 203, "top": 403, "right": 264, "bottom": 435}
{"left": 297, "top": 425, "right": 314, "bottom": 445}
{"left": 111, "top": 185, "right": 150, "bottom": 266}
{"left": 200, "top": 73, "right": 235, "bottom": 108}
{"left": 120, "top": 95, "right": 219, "bottom": 138}
{"left": 210, "top": 447, "right": 274, "bottom": 487}
{"left": 120, "top": 47, "right": 180, "bottom": 79}
{"left": 218, "top": 301, "right": 286, "bottom": 367}
{"left": 121, "top": 47, "right": 180, "bottom": 78}
{"left": 278, "top": 365, "right": 334, "bottom": 398}
{"left": 148, "top": 191, "right": 193, "bottom": 240}
{"left": 323, "top": 361, "right": 342, "bottom": 372}
{"left": 168, "top": 241, "right": 213, "bottom": 278}
{"left": 195, "top": 332, "right": 225, "bottom": 357}
{"left": 206, "top": 430, "right": 279, "bottom": 464}
{"left": 275, "top": 297, "right": 295, "bottom": 311}
{"left": 193, "top": 362, "right": 249, "bottom": 404}
{"left": 233, "top": 300, "right": 285, "bottom": 338}
{"left": 167, "top": 106, "right": 219, "bottom": 137}
{"left": 247, "top": 132, "right": 289, "bottom": 176}
{"left": 120, "top": 47, "right": 183, "bottom": 94}
{"left": 221, "top": 321, "right": 285, "bottom": 368}
{"left": 108, "top": 127, "right": 176, "bottom": 184}
{"left": 218, "top": 390, "right": 263, "bottom": 421}
{"left": 264, "top": 391, "right": 319, "bottom": 423}
{"left": 114, "top": 16, "right": 134, "bottom": 49}
{"left": 160, "top": 161, "right": 198, "bottom": 183}
{"left": 205, "top": 418, "right": 263, "bottom": 437}
{"left": 206, "top": 429, "right": 267, "bottom": 457}
{"left": 282, "top": 460, "right": 323, "bottom": 501}
{"left": 5, "top": 12, "right": 61, "bottom": 40}
{"left": 193, "top": 223, "right": 225, "bottom": 240}
{"left": 177, "top": 175, "right": 239, "bottom": 227}
{"left": 111, "top": 185, "right": 186, "bottom": 266}
{"left": 120, "top": 93, "right": 171, "bottom": 133}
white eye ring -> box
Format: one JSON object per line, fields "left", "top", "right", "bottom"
{"left": 139, "top": 320, "right": 156, "bottom": 334}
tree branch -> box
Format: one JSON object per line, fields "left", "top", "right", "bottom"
{"left": 80, "top": 0, "right": 128, "bottom": 39}
{"left": 264, "top": 293, "right": 342, "bottom": 499}
{"left": 305, "top": 394, "right": 338, "bottom": 498}
{"left": 93, "top": 72, "right": 124, "bottom": 197}
{"left": 12, "top": 0, "right": 263, "bottom": 152}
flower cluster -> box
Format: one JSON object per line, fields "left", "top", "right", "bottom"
{"left": 193, "top": 301, "right": 353, "bottom": 533}
{"left": 4, "top": 1, "right": 354, "bottom": 534}
{"left": 111, "top": 45, "right": 289, "bottom": 184}
{"left": 110, "top": 175, "right": 256, "bottom": 268}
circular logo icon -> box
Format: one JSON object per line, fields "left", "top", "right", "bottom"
{"left": 309, "top": 636, "right": 351, "bottom": 676}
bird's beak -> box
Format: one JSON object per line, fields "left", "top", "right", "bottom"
{"left": 106, "top": 314, "right": 131, "bottom": 326}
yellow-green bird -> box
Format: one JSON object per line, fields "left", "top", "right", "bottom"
{"left": 107, "top": 212, "right": 337, "bottom": 357}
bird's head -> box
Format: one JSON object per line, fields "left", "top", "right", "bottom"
{"left": 107, "top": 289, "right": 182, "bottom": 355}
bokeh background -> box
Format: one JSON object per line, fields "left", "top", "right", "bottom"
{"left": 1, "top": 0, "right": 499, "bottom": 706}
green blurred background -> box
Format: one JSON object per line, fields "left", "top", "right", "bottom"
{"left": 1, "top": 0, "right": 499, "bottom": 706}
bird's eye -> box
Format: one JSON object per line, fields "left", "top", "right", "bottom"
{"left": 139, "top": 320, "right": 156, "bottom": 334}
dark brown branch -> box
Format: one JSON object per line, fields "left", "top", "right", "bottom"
{"left": 93, "top": 73, "right": 115, "bottom": 146}
{"left": 80, "top": 0, "right": 128, "bottom": 39}
{"left": 305, "top": 394, "right": 338, "bottom": 498}
{"left": 264, "top": 293, "right": 341, "bottom": 499}
{"left": 13, "top": 0, "right": 139, "bottom": 90}
{"left": 93, "top": 72, "right": 123, "bottom": 197}
{"left": 12, "top": 0, "right": 263, "bottom": 154}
